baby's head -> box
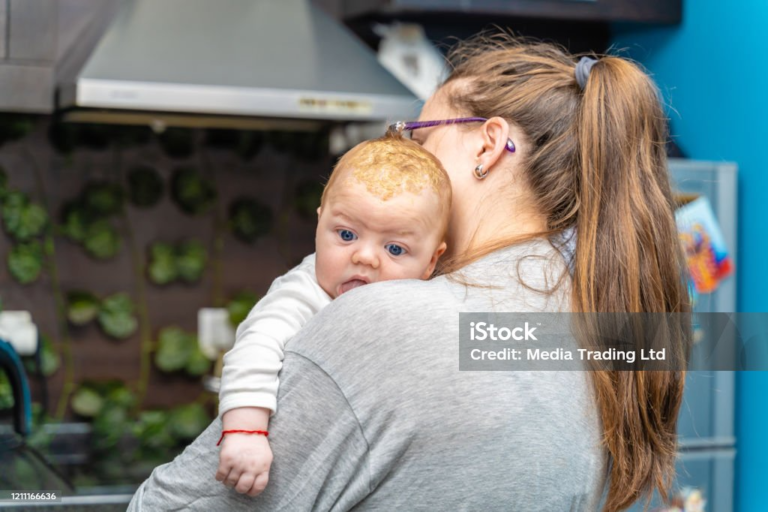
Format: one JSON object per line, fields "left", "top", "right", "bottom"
{"left": 315, "top": 132, "right": 452, "bottom": 298}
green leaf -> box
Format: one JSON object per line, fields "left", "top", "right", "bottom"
{"left": 227, "top": 291, "right": 259, "bottom": 327}
{"left": 229, "top": 197, "right": 272, "bottom": 244}
{"left": 294, "top": 180, "right": 324, "bottom": 220}
{"left": 15, "top": 201, "right": 48, "bottom": 241}
{"left": 127, "top": 166, "right": 164, "bottom": 208}
{"left": 26, "top": 419, "right": 54, "bottom": 451}
{"left": 1, "top": 191, "right": 25, "bottom": 229}
{"left": 149, "top": 240, "right": 208, "bottom": 285}
{"left": 84, "top": 220, "right": 122, "bottom": 260}
{"left": 66, "top": 290, "right": 100, "bottom": 326}
{"left": 0, "top": 372, "right": 13, "bottom": 410}
{"left": 8, "top": 241, "right": 44, "bottom": 284}
{"left": 38, "top": 336, "right": 60, "bottom": 377}
{"left": 150, "top": 242, "right": 175, "bottom": 260}
{"left": 98, "top": 293, "right": 138, "bottom": 339}
{"left": 147, "top": 242, "right": 177, "bottom": 285}
{"left": 171, "top": 168, "right": 216, "bottom": 216}
{"left": 132, "top": 410, "right": 175, "bottom": 451}
{"left": 184, "top": 342, "right": 211, "bottom": 376}
{"left": 92, "top": 402, "right": 129, "bottom": 451}
{"left": 0, "top": 114, "right": 35, "bottom": 145}
{"left": 1, "top": 191, "right": 47, "bottom": 241}
{"left": 60, "top": 201, "right": 93, "bottom": 243}
{"left": 168, "top": 403, "right": 210, "bottom": 441}
{"left": 154, "top": 327, "right": 193, "bottom": 372}
{"left": 71, "top": 386, "right": 104, "bottom": 417}
{"left": 176, "top": 240, "right": 207, "bottom": 283}
{"left": 83, "top": 182, "right": 124, "bottom": 216}
{"left": 107, "top": 386, "right": 136, "bottom": 410}
{"left": 98, "top": 313, "right": 138, "bottom": 340}
{"left": 43, "top": 236, "right": 54, "bottom": 257}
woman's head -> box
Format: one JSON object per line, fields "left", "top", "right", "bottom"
{"left": 413, "top": 83, "right": 546, "bottom": 259}
{"left": 421, "top": 34, "right": 691, "bottom": 511}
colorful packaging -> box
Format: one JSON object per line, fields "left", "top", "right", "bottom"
{"left": 676, "top": 196, "right": 734, "bottom": 294}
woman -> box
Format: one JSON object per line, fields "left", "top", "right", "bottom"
{"left": 128, "top": 35, "right": 688, "bottom": 512}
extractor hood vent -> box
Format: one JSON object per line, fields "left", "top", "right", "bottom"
{"left": 58, "top": 0, "right": 420, "bottom": 127}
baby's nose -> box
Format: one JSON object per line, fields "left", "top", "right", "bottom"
{"left": 352, "top": 247, "right": 380, "bottom": 269}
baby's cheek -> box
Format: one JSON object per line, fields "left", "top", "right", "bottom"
{"left": 314, "top": 256, "right": 337, "bottom": 298}
{"left": 381, "top": 263, "right": 416, "bottom": 283}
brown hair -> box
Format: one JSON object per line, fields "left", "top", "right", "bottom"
{"left": 322, "top": 132, "right": 452, "bottom": 240}
{"left": 442, "top": 34, "right": 690, "bottom": 511}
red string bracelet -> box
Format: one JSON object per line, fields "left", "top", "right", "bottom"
{"left": 217, "top": 429, "right": 269, "bottom": 446}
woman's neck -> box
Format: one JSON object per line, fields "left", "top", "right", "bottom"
{"left": 446, "top": 196, "right": 548, "bottom": 261}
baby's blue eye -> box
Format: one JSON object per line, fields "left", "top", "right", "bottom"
{"left": 337, "top": 229, "right": 357, "bottom": 242}
{"left": 386, "top": 244, "right": 406, "bottom": 256}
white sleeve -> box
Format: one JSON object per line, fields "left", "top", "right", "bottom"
{"left": 218, "top": 253, "right": 332, "bottom": 416}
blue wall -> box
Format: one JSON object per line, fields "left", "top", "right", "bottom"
{"left": 613, "top": 2, "right": 767, "bottom": 510}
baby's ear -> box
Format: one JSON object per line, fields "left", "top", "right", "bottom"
{"left": 422, "top": 242, "right": 448, "bottom": 279}
{"left": 316, "top": 206, "right": 322, "bottom": 217}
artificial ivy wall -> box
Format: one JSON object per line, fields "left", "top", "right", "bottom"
{"left": 0, "top": 115, "right": 328, "bottom": 430}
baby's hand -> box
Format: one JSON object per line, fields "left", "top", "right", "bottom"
{"left": 216, "top": 433, "right": 273, "bottom": 497}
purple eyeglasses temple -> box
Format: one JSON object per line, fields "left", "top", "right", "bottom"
{"left": 389, "top": 117, "right": 516, "bottom": 153}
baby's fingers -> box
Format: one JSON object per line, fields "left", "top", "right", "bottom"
{"left": 215, "top": 458, "right": 231, "bottom": 483}
{"left": 247, "top": 472, "right": 270, "bottom": 497}
{"left": 222, "top": 467, "right": 242, "bottom": 489}
{"left": 234, "top": 473, "right": 256, "bottom": 494}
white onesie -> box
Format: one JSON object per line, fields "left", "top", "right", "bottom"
{"left": 218, "top": 253, "right": 331, "bottom": 415}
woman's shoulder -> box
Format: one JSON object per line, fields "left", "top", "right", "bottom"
{"left": 284, "top": 278, "right": 455, "bottom": 368}
{"left": 327, "top": 278, "right": 456, "bottom": 320}
{"left": 445, "top": 238, "right": 572, "bottom": 312}
{"left": 302, "top": 276, "right": 454, "bottom": 326}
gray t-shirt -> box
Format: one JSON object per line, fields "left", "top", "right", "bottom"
{"left": 127, "top": 239, "right": 607, "bottom": 511}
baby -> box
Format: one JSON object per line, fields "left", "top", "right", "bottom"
{"left": 215, "top": 132, "right": 452, "bottom": 495}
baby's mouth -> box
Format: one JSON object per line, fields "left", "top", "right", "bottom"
{"left": 339, "top": 279, "right": 369, "bottom": 295}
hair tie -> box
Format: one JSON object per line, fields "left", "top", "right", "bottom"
{"left": 575, "top": 56, "right": 598, "bottom": 91}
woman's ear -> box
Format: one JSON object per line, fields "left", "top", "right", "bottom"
{"left": 476, "top": 117, "right": 512, "bottom": 174}
{"left": 317, "top": 206, "right": 322, "bottom": 217}
{"left": 422, "top": 241, "right": 448, "bottom": 279}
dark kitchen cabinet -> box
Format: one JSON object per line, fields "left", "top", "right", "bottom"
{"left": 339, "top": 0, "right": 682, "bottom": 24}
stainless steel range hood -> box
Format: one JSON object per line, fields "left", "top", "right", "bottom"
{"left": 58, "top": 0, "right": 420, "bottom": 129}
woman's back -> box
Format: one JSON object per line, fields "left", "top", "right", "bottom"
{"left": 281, "top": 238, "right": 606, "bottom": 510}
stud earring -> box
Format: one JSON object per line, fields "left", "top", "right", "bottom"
{"left": 473, "top": 163, "right": 489, "bottom": 180}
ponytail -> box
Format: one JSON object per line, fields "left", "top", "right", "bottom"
{"left": 575, "top": 57, "right": 691, "bottom": 511}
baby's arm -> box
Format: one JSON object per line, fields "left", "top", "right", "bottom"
{"left": 219, "top": 253, "right": 330, "bottom": 415}
{"left": 216, "top": 253, "right": 331, "bottom": 495}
